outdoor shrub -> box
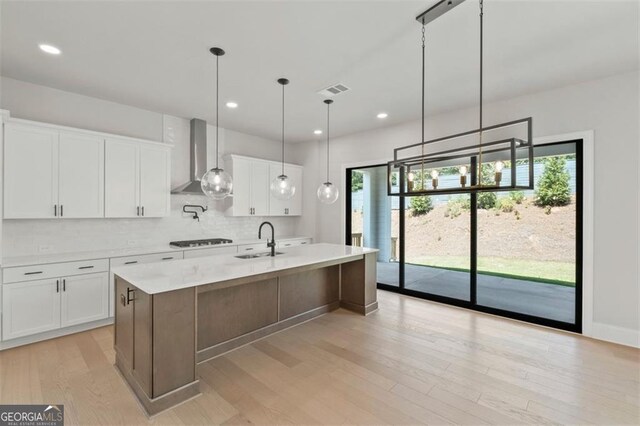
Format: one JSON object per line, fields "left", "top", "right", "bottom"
{"left": 497, "top": 197, "right": 515, "bottom": 213}
{"left": 445, "top": 197, "right": 469, "bottom": 218}
{"left": 535, "top": 157, "right": 571, "bottom": 207}
{"left": 477, "top": 192, "right": 497, "bottom": 209}
{"left": 409, "top": 196, "right": 433, "bottom": 216}
{"left": 509, "top": 191, "right": 525, "bottom": 204}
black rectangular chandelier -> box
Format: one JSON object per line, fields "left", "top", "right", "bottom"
{"left": 387, "top": 0, "right": 535, "bottom": 197}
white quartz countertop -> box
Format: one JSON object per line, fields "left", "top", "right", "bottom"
{"left": 112, "top": 243, "right": 378, "bottom": 295}
{"left": 1, "top": 236, "right": 311, "bottom": 268}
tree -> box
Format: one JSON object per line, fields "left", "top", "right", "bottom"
{"left": 535, "top": 156, "right": 571, "bottom": 207}
{"left": 351, "top": 171, "right": 363, "bottom": 192}
{"left": 409, "top": 196, "right": 433, "bottom": 216}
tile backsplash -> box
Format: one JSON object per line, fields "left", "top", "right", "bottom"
{"left": 2, "top": 194, "right": 300, "bottom": 258}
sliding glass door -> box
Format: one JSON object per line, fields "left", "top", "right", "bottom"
{"left": 346, "top": 139, "right": 582, "bottom": 332}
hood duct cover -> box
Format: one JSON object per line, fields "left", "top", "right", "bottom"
{"left": 171, "top": 118, "right": 209, "bottom": 194}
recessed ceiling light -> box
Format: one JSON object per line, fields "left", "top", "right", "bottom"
{"left": 39, "top": 44, "right": 61, "bottom": 55}
{"left": 314, "top": 129, "right": 323, "bottom": 135}
{"left": 377, "top": 112, "right": 388, "bottom": 119}
{"left": 225, "top": 101, "right": 238, "bottom": 109}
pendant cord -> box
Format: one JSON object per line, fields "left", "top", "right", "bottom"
{"left": 478, "top": 0, "right": 484, "bottom": 184}
{"left": 281, "top": 83, "right": 285, "bottom": 176}
{"left": 421, "top": 22, "right": 426, "bottom": 188}
{"left": 215, "top": 54, "right": 220, "bottom": 170}
{"left": 326, "top": 102, "right": 330, "bottom": 182}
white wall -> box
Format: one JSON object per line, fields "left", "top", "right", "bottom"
{"left": 0, "top": 77, "right": 303, "bottom": 256}
{"left": 298, "top": 71, "right": 640, "bottom": 343}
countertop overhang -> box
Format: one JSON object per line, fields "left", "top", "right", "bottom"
{"left": 112, "top": 243, "right": 378, "bottom": 295}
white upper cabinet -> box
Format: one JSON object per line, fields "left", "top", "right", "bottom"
{"left": 58, "top": 132, "right": 104, "bottom": 218}
{"left": 251, "top": 161, "right": 271, "bottom": 216}
{"left": 4, "top": 123, "right": 59, "bottom": 218}
{"left": 226, "top": 155, "right": 303, "bottom": 217}
{"left": 139, "top": 145, "right": 171, "bottom": 217}
{"left": 287, "top": 165, "right": 303, "bottom": 216}
{"left": 226, "top": 155, "right": 270, "bottom": 217}
{"left": 269, "top": 163, "right": 303, "bottom": 216}
{"left": 105, "top": 138, "right": 171, "bottom": 218}
{"left": 105, "top": 139, "right": 139, "bottom": 218}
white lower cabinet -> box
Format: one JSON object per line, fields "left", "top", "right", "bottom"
{"left": 2, "top": 279, "right": 61, "bottom": 340}
{"left": 2, "top": 257, "right": 110, "bottom": 341}
{"left": 61, "top": 273, "right": 109, "bottom": 327}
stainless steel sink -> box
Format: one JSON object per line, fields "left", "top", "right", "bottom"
{"left": 235, "top": 252, "right": 284, "bottom": 259}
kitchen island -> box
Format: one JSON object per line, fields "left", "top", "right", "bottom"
{"left": 112, "top": 243, "right": 378, "bottom": 416}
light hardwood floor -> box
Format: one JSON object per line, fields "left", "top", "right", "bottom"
{"left": 1, "top": 290, "right": 638, "bottom": 425}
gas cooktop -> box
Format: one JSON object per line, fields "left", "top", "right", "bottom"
{"left": 169, "top": 238, "right": 233, "bottom": 248}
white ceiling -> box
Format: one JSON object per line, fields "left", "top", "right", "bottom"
{"left": 1, "top": 0, "right": 638, "bottom": 142}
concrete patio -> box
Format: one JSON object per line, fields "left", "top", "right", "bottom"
{"left": 377, "top": 262, "right": 575, "bottom": 323}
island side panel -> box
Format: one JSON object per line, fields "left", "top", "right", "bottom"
{"left": 152, "top": 287, "right": 197, "bottom": 397}
{"left": 197, "top": 278, "right": 279, "bottom": 351}
{"left": 340, "top": 252, "right": 378, "bottom": 315}
{"left": 279, "top": 266, "right": 340, "bottom": 320}
{"left": 133, "top": 287, "right": 152, "bottom": 397}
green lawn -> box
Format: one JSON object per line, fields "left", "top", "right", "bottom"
{"left": 407, "top": 256, "right": 575, "bottom": 286}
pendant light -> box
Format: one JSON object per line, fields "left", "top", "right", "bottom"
{"left": 270, "top": 78, "right": 296, "bottom": 200}
{"left": 317, "top": 99, "right": 339, "bottom": 204}
{"left": 201, "top": 47, "right": 233, "bottom": 200}
{"left": 386, "top": 0, "right": 534, "bottom": 196}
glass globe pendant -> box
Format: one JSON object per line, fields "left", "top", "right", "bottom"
{"left": 317, "top": 182, "right": 339, "bottom": 204}
{"left": 271, "top": 174, "right": 295, "bottom": 200}
{"left": 202, "top": 167, "right": 233, "bottom": 200}
{"left": 316, "top": 99, "right": 339, "bottom": 204}
{"left": 270, "top": 78, "right": 295, "bottom": 200}
{"left": 201, "top": 47, "right": 233, "bottom": 200}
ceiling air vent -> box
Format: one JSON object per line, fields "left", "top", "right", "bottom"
{"left": 317, "top": 83, "right": 350, "bottom": 97}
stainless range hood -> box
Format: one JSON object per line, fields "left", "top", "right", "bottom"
{"left": 171, "top": 118, "right": 209, "bottom": 194}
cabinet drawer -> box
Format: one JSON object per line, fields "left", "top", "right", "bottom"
{"left": 278, "top": 238, "right": 312, "bottom": 248}
{"left": 110, "top": 251, "right": 184, "bottom": 268}
{"left": 183, "top": 246, "right": 238, "bottom": 259}
{"left": 3, "top": 258, "right": 109, "bottom": 284}
{"left": 237, "top": 243, "right": 270, "bottom": 253}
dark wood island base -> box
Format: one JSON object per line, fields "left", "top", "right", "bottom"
{"left": 114, "top": 251, "right": 377, "bottom": 416}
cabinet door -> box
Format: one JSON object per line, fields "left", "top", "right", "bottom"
{"left": 2, "top": 279, "right": 61, "bottom": 340}
{"left": 61, "top": 272, "right": 109, "bottom": 327}
{"left": 287, "top": 166, "right": 303, "bottom": 216}
{"left": 251, "top": 161, "right": 270, "bottom": 216}
{"left": 4, "top": 124, "right": 59, "bottom": 219}
{"left": 230, "top": 157, "right": 252, "bottom": 216}
{"left": 58, "top": 132, "right": 104, "bottom": 218}
{"left": 139, "top": 145, "right": 170, "bottom": 217}
{"left": 268, "top": 163, "right": 287, "bottom": 216}
{"left": 105, "top": 139, "right": 139, "bottom": 218}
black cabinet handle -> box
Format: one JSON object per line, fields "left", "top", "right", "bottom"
{"left": 126, "top": 287, "right": 135, "bottom": 305}
{"left": 136, "top": 206, "right": 140, "bottom": 216}
{"left": 24, "top": 271, "right": 43, "bottom": 275}
{"left": 141, "top": 206, "right": 145, "bottom": 216}
{"left": 63, "top": 279, "right": 66, "bottom": 292}
{"left": 60, "top": 205, "right": 64, "bottom": 217}
{"left": 54, "top": 205, "right": 57, "bottom": 217}
{"left": 56, "top": 279, "right": 59, "bottom": 293}
{"left": 162, "top": 257, "right": 173, "bottom": 260}
{"left": 78, "top": 265, "right": 94, "bottom": 270}
{"left": 124, "top": 261, "right": 138, "bottom": 265}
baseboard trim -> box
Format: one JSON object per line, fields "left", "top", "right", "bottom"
{"left": 0, "top": 317, "right": 114, "bottom": 351}
{"left": 590, "top": 322, "right": 640, "bottom": 348}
